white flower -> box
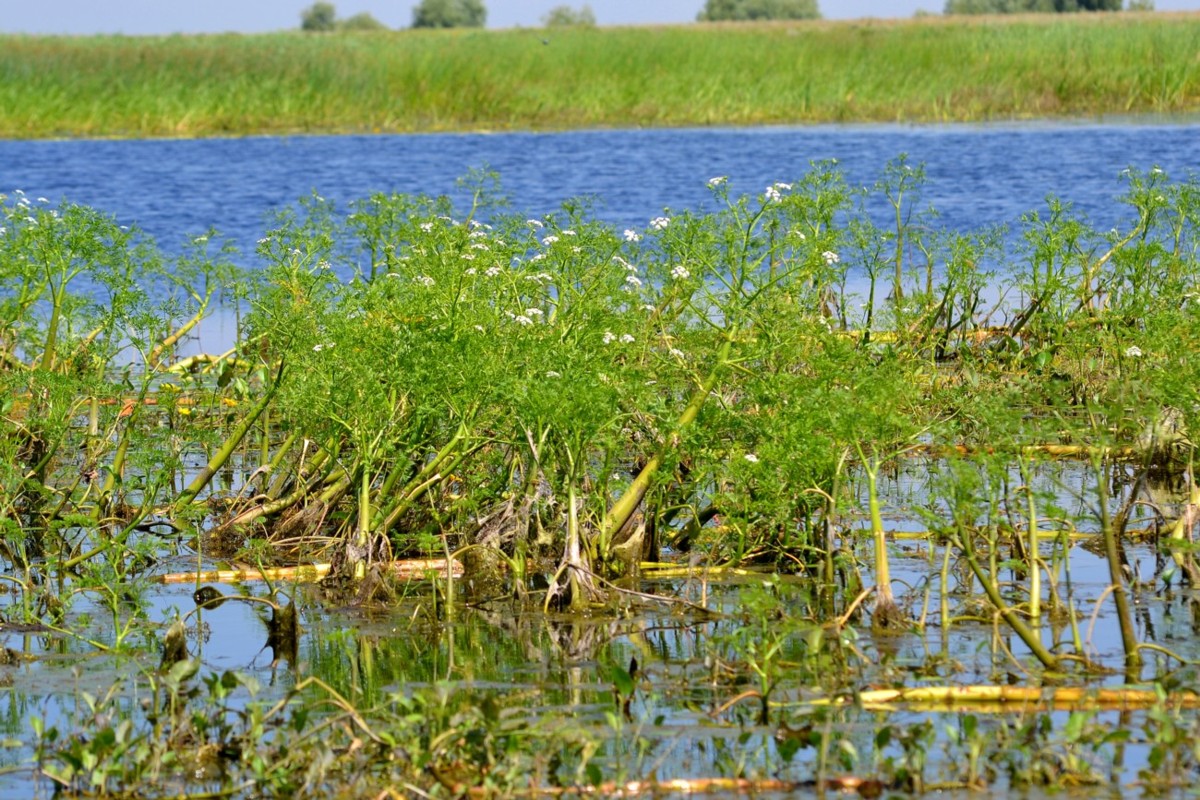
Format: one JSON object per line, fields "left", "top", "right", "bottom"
{"left": 36, "top": 197, "right": 49, "bottom": 203}
{"left": 254, "top": 235, "right": 269, "bottom": 245}
{"left": 529, "top": 253, "right": 547, "bottom": 263}
{"left": 624, "top": 229, "right": 641, "bottom": 242}
{"left": 1125, "top": 345, "right": 1144, "bottom": 358}
{"left": 744, "top": 453, "right": 759, "bottom": 464}
{"left": 526, "top": 219, "right": 544, "bottom": 229}
{"left": 474, "top": 325, "right": 485, "bottom": 333}
{"left": 471, "top": 242, "right": 490, "bottom": 251}
{"left": 822, "top": 250, "right": 840, "bottom": 266}
{"left": 545, "top": 370, "right": 561, "bottom": 378}
{"left": 670, "top": 265, "right": 690, "bottom": 280}
{"left": 707, "top": 176, "right": 727, "bottom": 188}
{"left": 542, "top": 235, "right": 559, "bottom": 246}
{"left": 650, "top": 216, "right": 670, "bottom": 231}
{"left": 603, "top": 331, "right": 617, "bottom": 345}
{"left": 790, "top": 228, "right": 807, "bottom": 241}
{"left": 485, "top": 266, "right": 502, "bottom": 277}
{"left": 386, "top": 272, "right": 401, "bottom": 278}
{"left": 562, "top": 229, "right": 576, "bottom": 236}
{"left": 317, "top": 260, "right": 331, "bottom": 271}
{"left": 624, "top": 275, "right": 643, "bottom": 290}
{"left": 642, "top": 304, "right": 657, "bottom": 312}
{"left": 525, "top": 308, "right": 544, "bottom": 317}
{"left": 461, "top": 253, "right": 476, "bottom": 261}
{"left": 313, "top": 342, "right": 334, "bottom": 352}
{"left": 420, "top": 222, "right": 434, "bottom": 233}
{"left": 416, "top": 275, "right": 435, "bottom": 287}
{"left": 514, "top": 315, "right": 534, "bottom": 326}
{"left": 669, "top": 348, "right": 685, "bottom": 359}
{"left": 619, "top": 334, "right": 635, "bottom": 344}
{"left": 464, "top": 267, "right": 477, "bottom": 275}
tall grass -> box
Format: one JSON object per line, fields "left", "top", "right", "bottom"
{"left": 0, "top": 13, "right": 1198, "bottom": 138}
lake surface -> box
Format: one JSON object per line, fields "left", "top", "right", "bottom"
{"left": 3, "top": 122, "right": 1199, "bottom": 255}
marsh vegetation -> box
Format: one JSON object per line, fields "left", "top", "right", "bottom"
{"left": 2, "top": 12, "right": 1199, "bottom": 138}
{"left": 3, "top": 159, "right": 1200, "bottom": 795}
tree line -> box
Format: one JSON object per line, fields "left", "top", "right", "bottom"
{"left": 299, "top": 0, "right": 1150, "bottom": 31}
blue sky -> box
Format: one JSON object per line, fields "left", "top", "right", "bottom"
{"left": 4, "top": 0, "right": 1197, "bottom": 34}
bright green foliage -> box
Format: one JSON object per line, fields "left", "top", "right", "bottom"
{"left": 412, "top": 0, "right": 487, "bottom": 28}
{"left": 300, "top": 2, "right": 337, "bottom": 31}
{"left": 698, "top": 0, "right": 820, "bottom": 21}
{"left": 6, "top": 18, "right": 1200, "bottom": 137}
{"left": 339, "top": 12, "right": 388, "bottom": 30}
{"left": 543, "top": 4, "right": 597, "bottom": 27}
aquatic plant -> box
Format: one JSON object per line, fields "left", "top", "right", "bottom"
{"left": 4, "top": 160, "right": 1200, "bottom": 797}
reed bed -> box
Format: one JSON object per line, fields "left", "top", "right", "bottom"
{"left": 1, "top": 12, "right": 1199, "bottom": 138}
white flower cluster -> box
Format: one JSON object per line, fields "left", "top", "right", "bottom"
{"left": 670, "top": 265, "right": 690, "bottom": 281}
{"left": 763, "top": 182, "right": 792, "bottom": 203}
{"left": 603, "top": 331, "right": 636, "bottom": 345}
{"left": 649, "top": 216, "right": 671, "bottom": 231}
{"left": 624, "top": 229, "right": 641, "bottom": 242}
{"left": 822, "top": 251, "right": 840, "bottom": 266}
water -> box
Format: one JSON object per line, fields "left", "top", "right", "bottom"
{"left": 4, "top": 123, "right": 1200, "bottom": 796}
{"left": 3, "top": 122, "right": 1198, "bottom": 254}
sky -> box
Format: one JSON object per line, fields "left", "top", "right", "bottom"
{"left": 4, "top": 0, "right": 1198, "bottom": 35}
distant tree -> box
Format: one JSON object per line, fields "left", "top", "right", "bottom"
{"left": 543, "top": 4, "right": 597, "bottom": 27}
{"left": 412, "top": 0, "right": 487, "bottom": 28}
{"left": 698, "top": 0, "right": 820, "bottom": 21}
{"left": 1126, "top": 0, "right": 1154, "bottom": 9}
{"left": 339, "top": 12, "right": 388, "bottom": 30}
{"left": 301, "top": 2, "right": 338, "bottom": 31}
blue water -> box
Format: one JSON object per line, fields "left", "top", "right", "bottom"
{"left": 3, "top": 122, "right": 1199, "bottom": 254}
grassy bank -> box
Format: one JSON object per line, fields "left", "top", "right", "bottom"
{"left": 1, "top": 12, "right": 1199, "bottom": 138}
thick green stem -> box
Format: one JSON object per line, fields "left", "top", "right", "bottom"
{"left": 1020, "top": 457, "right": 1041, "bottom": 620}
{"left": 1097, "top": 460, "right": 1141, "bottom": 672}
{"left": 354, "top": 464, "right": 371, "bottom": 580}
{"left": 172, "top": 361, "right": 284, "bottom": 514}
{"left": 955, "top": 527, "right": 1060, "bottom": 671}
{"left": 867, "top": 464, "right": 892, "bottom": 606}
{"left": 599, "top": 333, "right": 735, "bottom": 545}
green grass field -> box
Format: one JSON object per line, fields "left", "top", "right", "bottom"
{"left": 1, "top": 12, "right": 1198, "bottom": 138}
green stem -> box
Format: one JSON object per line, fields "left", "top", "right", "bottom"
{"left": 954, "top": 526, "right": 1060, "bottom": 671}
{"left": 1097, "top": 459, "right": 1140, "bottom": 672}
{"left": 599, "top": 332, "right": 735, "bottom": 545}
{"left": 172, "top": 361, "right": 284, "bottom": 514}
